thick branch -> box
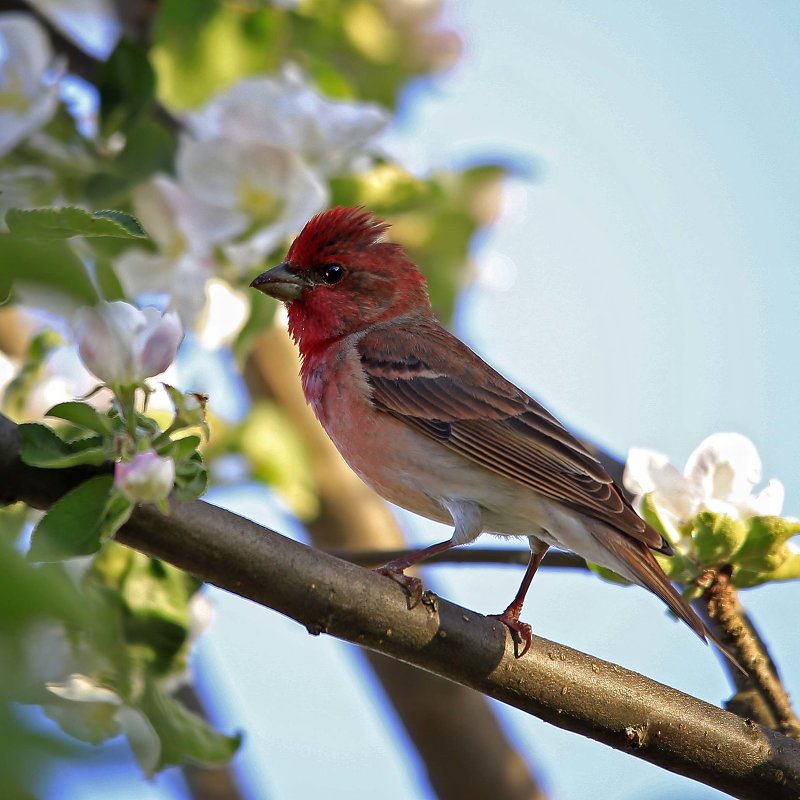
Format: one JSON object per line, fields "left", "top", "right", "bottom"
{"left": 2, "top": 414, "right": 800, "bottom": 798}
{"left": 343, "top": 546, "right": 800, "bottom": 737}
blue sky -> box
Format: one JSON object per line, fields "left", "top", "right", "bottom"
{"left": 43, "top": 2, "right": 800, "bottom": 799}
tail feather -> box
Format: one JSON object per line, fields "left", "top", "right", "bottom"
{"left": 593, "top": 526, "right": 746, "bottom": 675}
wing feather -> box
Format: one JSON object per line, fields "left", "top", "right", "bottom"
{"left": 359, "top": 320, "right": 666, "bottom": 551}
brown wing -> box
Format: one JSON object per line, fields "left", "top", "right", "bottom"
{"left": 358, "top": 319, "right": 669, "bottom": 553}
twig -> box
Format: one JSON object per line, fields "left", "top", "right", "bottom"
{"left": 2, "top": 412, "right": 800, "bottom": 799}
{"left": 702, "top": 566, "right": 800, "bottom": 740}
{"left": 331, "top": 546, "right": 585, "bottom": 569}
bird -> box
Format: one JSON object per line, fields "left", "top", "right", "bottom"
{"left": 250, "top": 205, "right": 738, "bottom": 663}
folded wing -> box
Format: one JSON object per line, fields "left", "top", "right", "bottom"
{"left": 358, "top": 320, "right": 669, "bottom": 553}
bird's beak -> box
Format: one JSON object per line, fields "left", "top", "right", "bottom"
{"left": 249, "top": 262, "right": 306, "bottom": 301}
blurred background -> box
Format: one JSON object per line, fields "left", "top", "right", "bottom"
{"left": 0, "top": 1, "right": 798, "bottom": 799}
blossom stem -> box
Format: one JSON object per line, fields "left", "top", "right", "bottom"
{"left": 114, "top": 386, "right": 138, "bottom": 445}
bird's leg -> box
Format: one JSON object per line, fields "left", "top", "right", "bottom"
{"left": 489, "top": 542, "right": 550, "bottom": 658}
{"left": 377, "top": 537, "right": 459, "bottom": 609}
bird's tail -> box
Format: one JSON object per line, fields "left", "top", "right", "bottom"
{"left": 593, "top": 525, "right": 746, "bottom": 675}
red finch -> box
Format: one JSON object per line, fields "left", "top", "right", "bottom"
{"left": 250, "top": 206, "right": 733, "bottom": 661}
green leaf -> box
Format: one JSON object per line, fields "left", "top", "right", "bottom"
{"left": 733, "top": 516, "right": 800, "bottom": 572}
{"left": 171, "top": 435, "right": 201, "bottom": 462}
{"left": 94, "top": 258, "right": 126, "bottom": 301}
{"left": 0, "top": 538, "right": 86, "bottom": 627}
{"left": 173, "top": 453, "right": 207, "bottom": 502}
{"left": 18, "top": 423, "right": 108, "bottom": 468}
{"left": 120, "top": 554, "right": 199, "bottom": 671}
{"left": 47, "top": 402, "right": 114, "bottom": 435}
{"left": 92, "top": 210, "right": 146, "bottom": 237}
{"left": 0, "top": 504, "right": 29, "bottom": 544}
{"left": 0, "top": 237, "right": 98, "bottom": 304}
{"left": 5, "top": 207, "right": 147, "bottom": 240}
{"left": 98, "top": 492, "right": 134, "bottom": 541}
{"left": 99, "top": 39, "right": 157, "bottom": 136}
{"left": 28, "top": 476, "right": 114, "bottom": 562}
{"left": 139, "top": 679, "right": 241, "bottom": 773}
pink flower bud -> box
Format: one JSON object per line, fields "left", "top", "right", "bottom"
{"left": 75, "top": 302, "right": 183, "bottom": 387}
{"left": 114, "top": 451, "right": 175, "bottom": 504}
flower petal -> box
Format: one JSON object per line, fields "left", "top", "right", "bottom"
{"left": 624, "top": 446, "right": 696, "bottom": 523}
{"left": 743, "top": 479, "right": 785, "bottom": 518}
{"left": 46, "top": 673, "right": 121, "bottom": 705}
{"left": 0, "top": 14, "right": 62, "bottom": 157}
{"left": 195, "top": 278, "right": 250, "bottom": 349}
{"left": 684, "top": 432, "right": 763, "bottom": 504}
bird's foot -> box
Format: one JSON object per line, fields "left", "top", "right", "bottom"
{"left": 376, "top": 566, "right": 424, "bottom": 609}
{"left": 489, "top": 610, "right": 533, "bottom": 658}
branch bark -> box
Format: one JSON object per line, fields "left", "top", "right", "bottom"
{"left": 2, "top": 413, "right": 800, "bottom": 800}
{"left": 337, "top": 544, "right": 800, "bottom": 740}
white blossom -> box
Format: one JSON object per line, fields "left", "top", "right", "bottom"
{"left": 114, "top": 450, "right": 176, "bottom": 504}
{"left": 74, "top": 301, "right": 183, "bottom": 386}
{"left": 0, "top": 13, "right": 64, "bottom": 157}
{"left": 0, "top": 351, "right": 14, "bottom": 402}
{"left": 25, "top": 0, "right": 121, "bottom": 60}
{"left": 195, "top": 278, "right": 250, "bottom": 349}
{"left": 46, "top": 673, "right": 160, "bottom": 770}
{"left": 120, "top": 70, "right": 386, "bottom": 328}
{"left": 20, "top": 342, "right": 108, "bottom": 418}
{"left": 185, "top": 69, "right": 388, "bottom": 176}
{"left": 46, "top": 673, "right": 122, "bottom": 705}
{"left": 116, "top": 177, "right": 220, "bottom": 328}
{"left": 176, "top": 137, "right": 327, "bottom": 270}
{"left": 624, "top": 432, "right": 785, "bottom": 527}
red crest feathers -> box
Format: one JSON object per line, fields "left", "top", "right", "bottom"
{"left": 287, "top": 206, "right": 390, "bottom": 266}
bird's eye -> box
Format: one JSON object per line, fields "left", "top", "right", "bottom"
{"left": 321, "top": 264, "right": 345, "bottom": 284}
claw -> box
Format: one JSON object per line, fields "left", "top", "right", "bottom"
{"left": 376, "top": 566, "right": 424, "bottom": 609}
{"left": 489, "top": 611, "right": 533, "bottom": 658}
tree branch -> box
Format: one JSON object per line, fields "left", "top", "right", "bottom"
{"left": 331, "top": 546, "right": 585, "bottom": 569}
{"left": 338, "top": 545, "right": 800, "bottom": 740}
{"left": 2, "top": 413, "right": 800, "bottom": 799}
{"left": 700, "top": 567, "right": 800, "bottom": 740}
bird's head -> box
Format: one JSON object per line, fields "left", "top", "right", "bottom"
{"left": 250, "top": 207, "right": 430, "bottom": 354}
